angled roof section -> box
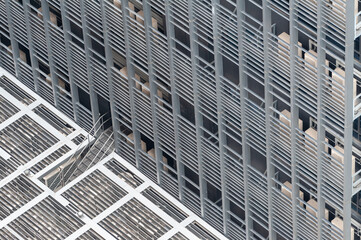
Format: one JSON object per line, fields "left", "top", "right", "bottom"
{"left": 0, "top": 67, "right": 227, "bottom": 240}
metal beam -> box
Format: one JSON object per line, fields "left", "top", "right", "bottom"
{"left": 187, "top": 0, "right": 206, "bottom": 217}
{"left": 40, "top": 0, "right": 62, "bottom": 108}
{"left": 236, "top": 0, "right": 251, "bottom": 238}
{"left": 22, "top": 0, "right": 39, "bottom": 93}
{"left": 315, "top": 0, "right": 326, "bottom": 238}
{"left": 79, "top": 0, "right": 100, "bottom": 128}
{"left": 3, "top": 0, "right": 20, "bottom": 77}
{"left": 211, "top": 0, "right": 229, "bottom": 236}
{"left": 120, "top": 0, "right": 142, "bottom": 168}
{"left": 289, "top": 0, "right": 301, "bottom": 239}
{"left": 58, "top": 0, "right": 81, "bottom": 122}
{"left": 343, "top": 0, "right": 356, "bottom": 239}
{"left": 98, "top": 0, "right": 121, "bottom": 154}
{"left": 262, "top": 0, "right": 274, "bottom": 238}
{"left": 164, "top": 0, "right": 185, "bottom": 201}
{"left": 142, "top": 0, "right": 162, "bottom": 184}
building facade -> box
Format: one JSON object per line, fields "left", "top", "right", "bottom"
{"left": 1, "top": 0, "right": 361, "bottom": 239}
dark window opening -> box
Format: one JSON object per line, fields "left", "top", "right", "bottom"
{"left": 250, "top": 146, "right": 267, "bottom": 174}
{"left": 162, "top": 152, "right": 177, "bottom": 171}
{"left": 175, "top": 26, "right": 190, "bottom": 48}
{"left": 38, "top": 60, "right": 51, "bottom": 85}
{"left": 69, "top": 23, "right": 84, "bottom": 48}
{"left": 175, "top": 40, "right": 191, "bottom": 58}
{"left": 229, "top": 200, "right": 245, "bottom": 226}
{"left": 118, "top": 116, "right": 132, "bottom": 134}
{"left": 18, "top": 43, "right": 31, "bottom": 66}
{"left": 220, "top": 0, "right": 236, "bottom": 11}
{"left": 198, "top": 44, "right": 214, "bottom": 65}
{"left": 248, "top": 77, "right": 265, "bottom": 99}
{"left": 57, "top": 76, "right": 71, "bottom": 100}
{"left": 251, "top": 219, "right": 268, "bottom": 239}
{"left": 97, "top": 94, "right": 112, "bottom": 130}
{"left": 49, "top": 6, "right": 62, "bottom": 28}
{"left": 202, "top": 129, "right": 219, "bottom": 146}
{"left": 297, "top": 180, "right": 315, "bottom": 203}
{"left": 0, "top": 34, "right": 11, "bottom": 46}
{"left": 150, "top": 7, "right": 166, "bottom": 34}
{"left": 30, "top": 0, "right": 41, "bottom": 8}
{"left": 155, "top": 76, "right": 171, "bottom": 92}
{"left": 140, "top": 133, "right": 154, "bottom": 152}
{"left": 223, "top": 56, "right": 239, "bottom": 85}
{"left": 70, "top": 21, "right": 84, "bottom": 40}
{"left": 184, "top": 165, "right": 200, "bottom": 196}
{"left": 113, "top": 62, "right": 123, "bottom": 70}
{"left": 180, "top": 96, "right": 195, "bottom": 124}
{"left": 89, "top": 28, "right": 104, "bottom": 43}
{"left": 226, "top": 134, "right": 242, "bottom": 156}
{"left": 64, "top": 81, "right": 71, "bottom": 92}
{"left": 162, "top": 152, "right": 177, "bottom": 179}
{"left": 184, "top": 165, "right": 199, "bottom": 186}
{"left": 71, "top": 36, "right": 84, "bottom": 49}
{"left": 38, "top": 60, "right": 50, "bottom": 75}
{"left": 91, "top": 36, "right": 105, "bottom": 55}
{"left": 184, "top": 179, "right": 200, "bottom": 196}
{"left": 206, "top": 181, "right": 222, "bottom": 207}
{"left": 351, "top": 191, "right": 361, "bottom": 224}
{"left": 78, "top": 87, "right": 91, "bottom": 111}
{"left": 112, "top": 50, "right": 126, "bottom": 68}
{"left": 202, "top": 115, "right": 218, "bottom": 135}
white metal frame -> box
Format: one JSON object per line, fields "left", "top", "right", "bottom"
{"left": 0, "top": 67, "right": 227, "bottom": 240}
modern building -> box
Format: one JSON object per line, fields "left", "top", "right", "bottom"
{"left": 2, "top": 0, "right": 361, "bottom": 239}
{"left": 0, "top": 69, "right": 226, "bottom": 240}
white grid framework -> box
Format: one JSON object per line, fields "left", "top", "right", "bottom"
{"left": 0, "top": 68, "right": 227, "bottom": 240}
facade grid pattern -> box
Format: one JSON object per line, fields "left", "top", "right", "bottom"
{"left": 2, "top": 0, "right": 361, "bottom": 239}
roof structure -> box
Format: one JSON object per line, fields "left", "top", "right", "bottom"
{"left": 0, "top": 67, "right": 227, "bottom": 240}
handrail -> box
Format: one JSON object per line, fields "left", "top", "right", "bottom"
{"left": 64, "top": 132, "right": 114, "bottom": 186}
{"left": 48, "top": 113, "right": 108, "bottom": 190}
{"left": 97, "top": 138, "right": 115, "bottom": 166}
{"left": 93, "top": 117, "right": 112, "bottom": 137}
{"left": 84, "top": 132, "right": 114, "bottom": 173}
{"left": 90, "top": 112, "right": 108, "bottom": 135}
{"left": 52, "top": 118, "right": 112, "bottom": 190}
{"left": 48, "top": 141, "right": 88, "bottom": 190}
{"left": 66, "top": 130, "right": 113, "bottom": 185}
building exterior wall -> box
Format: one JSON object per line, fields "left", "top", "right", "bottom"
{"left": 1, "top": 0, "right": 361, "bottom": 239}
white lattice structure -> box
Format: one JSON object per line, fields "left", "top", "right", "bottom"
{"left": 0, "top": 68, "right": 227, "bottom": 240}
